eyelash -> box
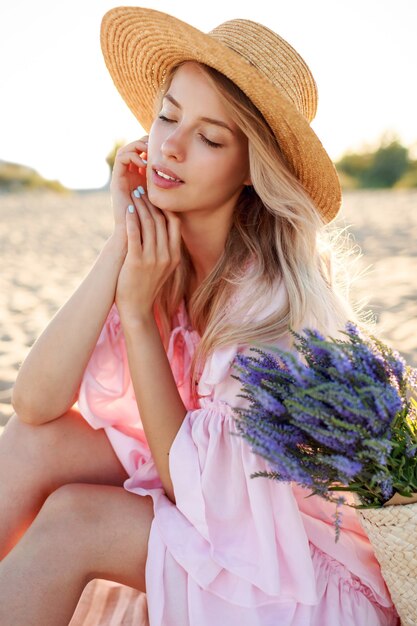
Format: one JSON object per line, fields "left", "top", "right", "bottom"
{"left": 157, "top": 115, "right": 223, "bottom": 148}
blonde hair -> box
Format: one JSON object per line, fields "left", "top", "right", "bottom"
{"left": 152, "top": 61, "right": 373, "bottom": 405}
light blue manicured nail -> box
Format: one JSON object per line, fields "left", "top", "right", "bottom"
{"left": 133, "top": 189, "right": 141, "bottom": 198}
{"left": 128, "top": 204, "right": 135, "bottom": 213}
{"left": 137, "top": 185, "right": 145, "bottom": 195}
{"left": 141, "top": 159, "right": 147, "bottom": 164}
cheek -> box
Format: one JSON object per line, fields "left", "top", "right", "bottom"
{"left": 204, "top": 152, "right": 246, "bottom": 189}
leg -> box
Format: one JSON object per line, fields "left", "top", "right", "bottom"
{"left": 0, "top": 483, "right": 154, "bottom": 626}
{"left": 0, "top": 408, "right": 129, "bottom": 559}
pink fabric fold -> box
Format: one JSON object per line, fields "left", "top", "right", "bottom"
{"left": 76, "top": 287, "right": 400, "bottom": 626}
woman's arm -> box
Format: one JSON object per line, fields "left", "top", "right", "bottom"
{"left": 113, "top": 175, "right": 183, "bottom": 502}
{"left": 122, "top": 314, "right": 186, "bottom": 504}
{"left": 11, "top": 233, "right": 126, "bottom": 425}
{"left": 12, "top": 137, "right": 149, "bottom": 425}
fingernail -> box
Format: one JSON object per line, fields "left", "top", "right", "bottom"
{"left": 141, "top": 159, "right": 147, "bottom": 164}
{"left": 128, "top": 204, "right": 135, "bottom": 213}
{"left": 133, "top": 189, "right": 141, "bottom": 198}
{"left": 137, "top": 186, "right": 145, "bottom": 195}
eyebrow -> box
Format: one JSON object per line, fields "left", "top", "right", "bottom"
{"left": 162, "top": 93, "right": 234, "bottom": 134}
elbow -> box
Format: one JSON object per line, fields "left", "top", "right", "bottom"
{"left": 11, "top": 384, "right": 79, "bottom": 426}
{"left": 10, "top": 374, "right": 36, "bottom": 424}
{"left": 11, "top": 386, "right": 52, "bottom": 425}
{"left": 11, "top": 390, "right": 41, "bottom": 425}
{"left": 11, "top": 407, "right": 38, "bottom": 426}
{"left": 10, "top": 386, "right": 29, "bottom": 423}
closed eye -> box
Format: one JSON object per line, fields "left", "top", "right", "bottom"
{"left": 157, "top": 115, "right": 223, "bottom": 148}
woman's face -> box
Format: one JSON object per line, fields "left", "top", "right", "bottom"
{"left": 146, "top": 62, "right": 250, "bottom": 215}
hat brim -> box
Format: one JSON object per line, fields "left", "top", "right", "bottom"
{"left": 100, "top": 6, "right": 341, "bottom": 223}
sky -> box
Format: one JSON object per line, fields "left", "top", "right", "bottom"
{"left": 1, "top": 0, "right": 417, "bottom": 189}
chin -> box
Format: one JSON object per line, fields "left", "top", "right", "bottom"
{"left": 148, "top": 189, "right": 168, "bottom": 206}
{"left": 148, "top": 188, "right": 179, "bottom": 209}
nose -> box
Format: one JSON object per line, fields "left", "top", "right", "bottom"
{"left": 160, "top": 127, "right": 186, "bottom": 162}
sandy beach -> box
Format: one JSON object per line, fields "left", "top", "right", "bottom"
{"left": 1, "top": 188, "right": 416, "bottom": 427}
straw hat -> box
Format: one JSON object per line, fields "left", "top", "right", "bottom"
{"left": 100, "top": 6, "right": 342, "bottom": 223}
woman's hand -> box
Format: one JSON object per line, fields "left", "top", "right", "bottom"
{"left": 110, "top": 137, "right": 149, "bottom": 244}
{"left": 115, "top": 187, "right": 182, "bottom": 323}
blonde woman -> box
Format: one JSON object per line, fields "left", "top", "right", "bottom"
{"left": 0, "top": 7, "right": 400, "bottom": 626}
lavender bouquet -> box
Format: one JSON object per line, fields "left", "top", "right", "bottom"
{"left": 230, "top": 322, "right": 417, "bottom": 623}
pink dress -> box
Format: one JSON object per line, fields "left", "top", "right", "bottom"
{"left": 76, "top": 283, "right": 400, "bottom": 626}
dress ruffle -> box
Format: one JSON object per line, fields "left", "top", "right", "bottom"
{"left": 76, "top": 288, "right": 400, "bottom": 625}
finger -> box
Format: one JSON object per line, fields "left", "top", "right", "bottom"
{"left": 133, "top": 136, "right": 149, "bottom": 149}
{"left": 127, "top": 162, "right": 147, "bottom": 177}
{"left": 119, "top": 140, "right": 148, "bottom": 164}
{"left": 131, "top": 140, "right": 148, "bottom": 161}
{"left": 135, "top": 137, "right": 149, "bottom": 157}
{"left": 126, "top": 204, "right": 143, "bottom": 253}
{"left": 119, "top": 137, "right": 149, "bottom": 154}
{"left": 117, "top": 151, "right": 147, "bottom": 169}
{"left": 137, "top": 192, "right": 170, "bottom": 261}
{"left": 131, "top": 191, "right": 156, "bottom": 260}
{"left": 115, "top": 154, "right": 148, "bottom": 182}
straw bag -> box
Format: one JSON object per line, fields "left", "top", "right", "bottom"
{"left": 354, "top": 493, "right": 417, "bottom": 626}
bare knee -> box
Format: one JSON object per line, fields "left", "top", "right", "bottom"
{"left": 34, "top": 484, "right": 100, "bottom": 559}
{"left": 39, "top": 483, "right": 99, "bottom": 527}
{"left": 1, "top": 413, "right": 50, "bottom": 483}
{"left": 1, "top": 412, "right": 65, "bottom": 494}
{"left": 36, "top": 484, "right": 153, "bottom": 592}
{"left": 2, "top": 409, "right": 129, "bottom": 494}
{"left": 19, "top": 484, "right": 97, "bottom": 583}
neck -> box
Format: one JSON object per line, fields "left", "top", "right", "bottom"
{"left": 180, "top": 201, "right": 236, "bottom": 288}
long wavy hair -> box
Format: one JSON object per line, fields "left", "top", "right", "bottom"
{"left": 151, "top": 61, "right": 373, "bottom": 405}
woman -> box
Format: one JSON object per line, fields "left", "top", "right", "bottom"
{"left": 0, "top": 6, "right": 400, "bottom": 626}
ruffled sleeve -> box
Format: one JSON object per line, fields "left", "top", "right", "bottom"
{"left": 162, "top": 396, "right": 319, "bottom": 607}
{"left": 76, "top": 304, "right": 146, "bottom": 442}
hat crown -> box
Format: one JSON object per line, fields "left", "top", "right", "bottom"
{"left": 208, "top": 19, "right": 318, "bottom": 123}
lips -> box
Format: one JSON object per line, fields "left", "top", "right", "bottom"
{"left": 152, "top": 164, "right": 184, "bottom": 183}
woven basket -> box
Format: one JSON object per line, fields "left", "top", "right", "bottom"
{"left": 354, "top": 495, "right": 417, "bottom": 626}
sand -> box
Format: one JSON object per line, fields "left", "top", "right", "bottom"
{"left": 0, "top": 188, "right": 416, "bottom": 428}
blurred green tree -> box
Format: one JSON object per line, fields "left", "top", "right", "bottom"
{"left": 363, "top": 139, "right": 409, "bottom": 187}
{"left": 336, "top": 133, "right": 411, "bottom": 188}
{"left": 395, "top": 159, "right": 417, "bottom": 188}
{"left": 336, "top": 151, "right": 373, "bottom": 183}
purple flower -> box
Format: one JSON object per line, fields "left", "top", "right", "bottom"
{"left": 331, "top": 496, "right": 347, "bottom": 542}
{"left": 325, "top": 455, "right": 363, "bottom": 480}
{"left": 231, "top": 320, "right": 417, "bottom": 541}
{"left": 251, "top": 386, "right": 286, "bottom": 416}
{"left": 389, "top": 350, "right": 406, "bottom": 381}
{"left": 303, "top": 328, "right": 326, "bottom": 341}
{"left": 345, "top": 321, "right": 361, "bottom": 337}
